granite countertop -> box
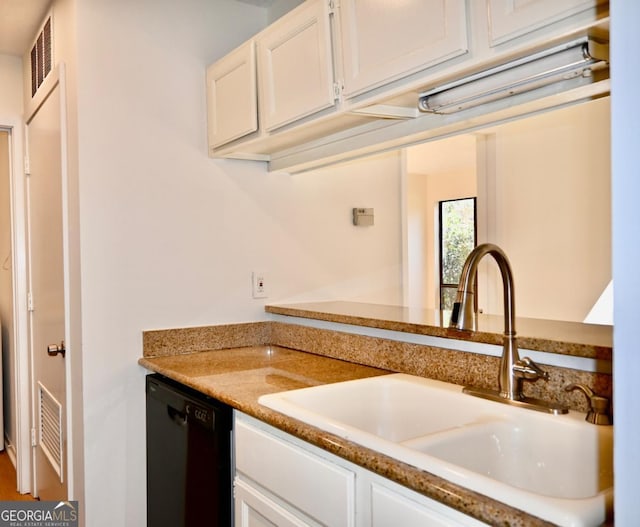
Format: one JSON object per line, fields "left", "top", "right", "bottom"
{"left": 266, "top": 301, "right": 613, "bottom": 359}
{"left": 139, "top": 345, "right": 555, "bottom": 527}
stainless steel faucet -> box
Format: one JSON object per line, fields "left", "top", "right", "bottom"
{"left": 449, "top": 243, "right": 567, "bottom": 414}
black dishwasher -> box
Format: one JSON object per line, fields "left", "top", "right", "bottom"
{"left": 146, "top": 374, "right": 233, "bottom": 527}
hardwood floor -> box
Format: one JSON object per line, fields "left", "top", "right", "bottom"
{"left": 0, "top": 450, "right": 35, "bottom": 501}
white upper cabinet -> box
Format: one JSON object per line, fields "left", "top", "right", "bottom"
{"left": 205, "top": 0, "right": 607, "bottom": 170}
{"left": 206, "top": 40, "right": 258, "bottom": 150}
{"left": 338, "top": 0, "right": 468, "bottom": 97}
{"left": 257, "top": 0, "right": 336, "bottom": 131}
{"left": 487, "top": 0, "right": 605, "bottom": 46}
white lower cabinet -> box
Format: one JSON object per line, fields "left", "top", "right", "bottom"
{"left": 370, "top": 481, "right": 485, "bottom": 527}
{"left": 234, "top": 412, "right": 487, "bottom": 527}
{"left": 235, "top": 479, "right": 309, "bottom": 527}
{"left": 235, "top": 413, "right": 355, "bottom": 526}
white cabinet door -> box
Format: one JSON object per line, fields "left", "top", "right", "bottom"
{"left": 234, "top": 479, "right": 309, "bottom": 527}
{"left": 257, "top": 0, "right": 336, "bottom": 131}
{"left": 487, "top": 0, "right": 604, "bottom": 46}
{"left": 235, "top": 413, "right": 490, "bottom": 527}
{"left": 206, "top": 40, "right": 258, "bottom": 150}
{"left": 339, "top": 0, "right": 468, "bottom": 97}
{"left": 235, "top": 418, "right": 355, "bottom": 527}
{"left": 370, "top": 481, "right": 487, "bottom": 527}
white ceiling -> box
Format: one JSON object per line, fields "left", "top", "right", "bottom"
{"left": 0, "top": 0, "right": 51, "bottom": 56}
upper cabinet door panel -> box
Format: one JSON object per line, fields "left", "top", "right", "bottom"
{"left": 339, "top": 0, "right": 468, "bottom": 98}
{"left": 258, "top": 0, "right": 335, "bottom": 132}
{"left": 206, "top": 41, "right": 258, "bottom": 150}
{"left": 487, "top": 0, "right": 605, "bottom": 46}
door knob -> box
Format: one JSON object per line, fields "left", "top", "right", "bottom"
{"left": 47, "top": 341, "right": 66, "bottom": 358}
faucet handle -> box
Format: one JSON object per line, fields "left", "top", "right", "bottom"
{"left": 565, "top": 384, "right": 613, "bottom": 425}
{"left": 513, "top": 357, "right": 549, "bottom": 381}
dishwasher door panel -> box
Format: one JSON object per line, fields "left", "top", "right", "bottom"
{"left": 146, "top": 374, "right": 232, "bottom": 527}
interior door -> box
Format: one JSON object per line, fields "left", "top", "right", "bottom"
{"left": 0, "top": 130, "right": 10, "bottom": 453}
{"left": 25, "top": 71, "right": 67, "bottom": 501}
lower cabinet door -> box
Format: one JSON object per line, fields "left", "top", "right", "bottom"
{"left": 235, "top": 417, "right": 355, "bottom": 527}
{"left": 234, "top": 479, "right": 309, "bottom": 527}
{"left": 370, "top": 481, "right": 486, "bottom": 527}
{"left": 234, "top": 413, "right": 488, "bottom": 527}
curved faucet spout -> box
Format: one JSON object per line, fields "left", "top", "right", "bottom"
{"left": 448, "top": 243, "right": 566, "bottom": 413}
{"left": 449, "top": 243, "right": 520, "bottom": 400}
{"left": 449, "top": 243, "right": 516, "bottom": 336}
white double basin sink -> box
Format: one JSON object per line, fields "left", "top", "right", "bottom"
{"left": 259, "top": 373, "right": 613, "bottom": 527}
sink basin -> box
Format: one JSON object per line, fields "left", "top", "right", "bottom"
{"left": 412, "top": 419, "right": 613, "bottom": 500}
{"left": 259, "top": 373, "right": 613, "bottom": 526}
{"left": 259, "top": 373, "right": 493, "bottom": 443}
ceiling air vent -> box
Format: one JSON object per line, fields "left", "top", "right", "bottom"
{"left": 31, "top": 16, "right": 52, "bottom": 97}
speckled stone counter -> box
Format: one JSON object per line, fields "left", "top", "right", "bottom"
{"left": 266, "top": 301, "right": 613, "bottom": 359}
{"left": 142, "top": 320, "right": 612, "bottom": 415}
{"left": 139, "top": 343, "right": 558, "bottom": 526}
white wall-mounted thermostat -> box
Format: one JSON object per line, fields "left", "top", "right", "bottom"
{"left": 352, "top": 208, "right": 374, "bottom": 226}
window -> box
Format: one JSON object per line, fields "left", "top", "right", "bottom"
{"left": 439, "top": 197, "right": 476, "bottom": 310}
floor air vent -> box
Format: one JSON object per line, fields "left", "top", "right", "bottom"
{"left": 38, "top": 382, "right": 64, "bottom": 482}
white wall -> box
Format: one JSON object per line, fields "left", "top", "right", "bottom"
{"left": 405, "top": 172, "right": 429, "bottom": 308}
{"left": 72, "top": 1, "right": 402, "bottom": 525}
{"left": 0, "top": 53, "right": 24, "bottom": 455}
{"left": 0, "top": 55, "right": 23, "bottom": 115}
{"left": 482, "top": 98, "right": 610, "bottom": 321}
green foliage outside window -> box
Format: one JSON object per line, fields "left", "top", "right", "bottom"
{"left": 440, "top": 198, "right": 476, "bottom": 310}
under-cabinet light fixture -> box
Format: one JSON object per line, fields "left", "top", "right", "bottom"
{"left": 418, "top": 38, "right": 609, "bottom": 115}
